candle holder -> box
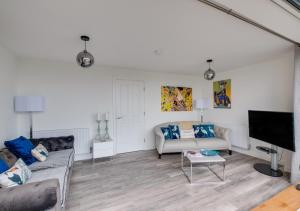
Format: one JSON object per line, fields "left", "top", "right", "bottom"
{"left": 103, "top": 120, "right": 110, "bottom": 140}
{"left": 95, "top": 120, "right": 102, "bottom": 140}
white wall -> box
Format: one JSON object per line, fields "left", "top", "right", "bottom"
{"left": 291, "top": 46, "right": 300, "bottom": 183}
{"left": 16, "top": 59, "right": 203, "bottom": 157}
{"left": 201, "top": 50, "right": 295, "bottom": 171}
{"left": 16, "top": 51, "right": 295, "bottom": 167}
{"left": 0, "top": 45, "right": 17, "bottom": 145}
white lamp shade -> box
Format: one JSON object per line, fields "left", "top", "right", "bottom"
{"left": 14, "top": 96, "right": 45, "bottom": 112}
{"left": 195, "top": 98, "right": 210, "bottom": 110}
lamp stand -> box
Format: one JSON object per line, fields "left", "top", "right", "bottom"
{"left": 29, "top": 112, "right": 33, "bottom": 139}
{"left": 199, "top": 110, "right": 204, "bottom": 123}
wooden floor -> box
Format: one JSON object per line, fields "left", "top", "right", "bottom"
{"left": 66, "top": 150, "right": 290, "bottom": 211}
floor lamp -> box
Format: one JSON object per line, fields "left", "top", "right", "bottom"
{"left": 195, "top": 98, "right": 210, "bottom": 123}
{"left": 14, "top": 96, "right": 45, "bottom": 139}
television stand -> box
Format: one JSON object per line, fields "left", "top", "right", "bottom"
{"left": 254, "top": 145, "right": 283, "bottom": 177}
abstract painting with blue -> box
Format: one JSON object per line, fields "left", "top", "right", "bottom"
{"left": 213, "top": 79, "right": 231, "bottom": 109}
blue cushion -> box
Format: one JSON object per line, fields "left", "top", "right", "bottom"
{"left": 161, "top": 127, "right": 172, "bottom": 140}
{"left": 193, "top": 125, "right": 201, "bottom": 138}
{"left": 4, "top": 136, "right": 36, "bottom": 165}
{"left": 0, "top": 159, "right": 9, "bottom": 173}
{"left": 193, "top": 124, "right": 215, "bottom": 138}
{"left": 202, "top": 124, "right": 215, "bottom": 137}
{"left": 168, "top": 125, "right": 181, "bottom": 139}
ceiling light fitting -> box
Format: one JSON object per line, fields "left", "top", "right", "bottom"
{"left": 76, "top": 35, "right": 94, "bottom": 68}
{"left": 204, "top": 59, "right": 216, "bottom": 80}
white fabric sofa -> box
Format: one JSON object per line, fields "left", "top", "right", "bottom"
{"left": 154, "top": 121, "right": 232, "bottom": 158}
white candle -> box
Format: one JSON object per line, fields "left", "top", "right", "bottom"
{"left": 105, "top": 112, "right": 109, "bottom": 121}
{"left": 97, "top": 113, "right": 101, "bottom": 121}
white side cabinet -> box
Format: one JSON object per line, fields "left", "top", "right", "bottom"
{"left": 93, "top": 139, "right": 114, "bottom": 161}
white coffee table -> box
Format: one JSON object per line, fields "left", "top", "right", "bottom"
{"left": 181, "top": 150, "right": 226, "bottom": 184}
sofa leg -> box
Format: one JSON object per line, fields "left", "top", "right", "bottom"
{"left": 228, "top": 150, "right": 232, "bottom": 155}
{"left": 158, "top": 154, "right": 162, "bottom": 159}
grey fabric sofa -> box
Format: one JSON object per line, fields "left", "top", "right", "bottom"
{"left": 154, "top": 121, "right": 232, "bottom": 158}
{"left": 0, "top": 136, "right": 74, "bottom": 211}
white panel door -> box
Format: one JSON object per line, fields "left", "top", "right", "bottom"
{"left": 115, "top": 79, "right": 145, "bottom": 153}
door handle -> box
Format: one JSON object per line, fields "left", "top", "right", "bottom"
{"left": 116, "top": 116, "right": 123, "bottom": 120}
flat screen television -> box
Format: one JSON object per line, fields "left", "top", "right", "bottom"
{"left": 248, "top": 110, "right": 295, "bottom": 152}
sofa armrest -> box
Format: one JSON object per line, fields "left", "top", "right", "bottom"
{"left": 214, "top": 125, "right": 232, "bottom": 150}
{"left": 0, "top": 179, "right": 61, "bottom": 211}
{"left": 154, "top": 127, "right": 165, "bottom": 154}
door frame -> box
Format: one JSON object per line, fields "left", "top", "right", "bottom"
{"left": 113, "top": 78, "right": 146, "bottom": 154}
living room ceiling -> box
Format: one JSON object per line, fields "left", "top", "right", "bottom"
{"left": 0, "top": 0, "right": 294, "bottom": 73}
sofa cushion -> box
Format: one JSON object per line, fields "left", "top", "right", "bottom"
{"left": 161, "top": 127, "right": 172, "bottom": 140}
{"left": 164, "top": 139, "right": 198, "bottom": 152}
{"left": 193, "top": 124, "right": 215, "bottom": 138}
{"left": 0, "top": 159, "right": 9, "bottom": 174}
{"left": 31, "top": 135, "right": 74, "bottom": 152}
{"left": 4, "top": 136, "right": 36, "bottom": 165}
{"left": 169, "top": 125, "right": 181, "bottom": 139}
{"left": 195, "top": 138, "right": 228, "bottom": 149}
{"left": 0, "top": 159, "right": 32, "bottom": 188}
{"left": 180, "top": 129, "right": 195, "bottom": 139}
{"left": 180, "top": 121, "right": 193, "bottom": 130}
{"left": 27, "top": 166, "right": 68, "bottom": 207}
{"left": 201, "top": 124, "right": 216, "bottom": 137}
{"left": 28, "top": 149, "right": 74, "bottom": 172}
{"left": 0, "top": 149, "right": 17, "bottom": 168}
{"left": 31, "top": 144, "right": 49, "bottom": 162}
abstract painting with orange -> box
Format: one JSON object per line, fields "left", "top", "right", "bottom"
{"left": 161, "top": 86, "right": 192, "bottom": 112}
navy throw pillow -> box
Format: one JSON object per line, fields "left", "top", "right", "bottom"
{"left": 193, "top": 124, "right": 215, "bottom": 138}
{"left": 168, "top": 125, "right": 180, "bottom": 139}
{"left": 4, "top": 136, "right": 37, "bottom": 165}
{"left": 202, "top": 124, "right": 215, "bottom": 137}
{"left": 0, "top": 159, "right": 9, "bottom": 173}
{"left": 193, "top": 125, "right": 202, "bottom": 138}
{"left": 161, "top": 127, "right": 172, "bottom": 140}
